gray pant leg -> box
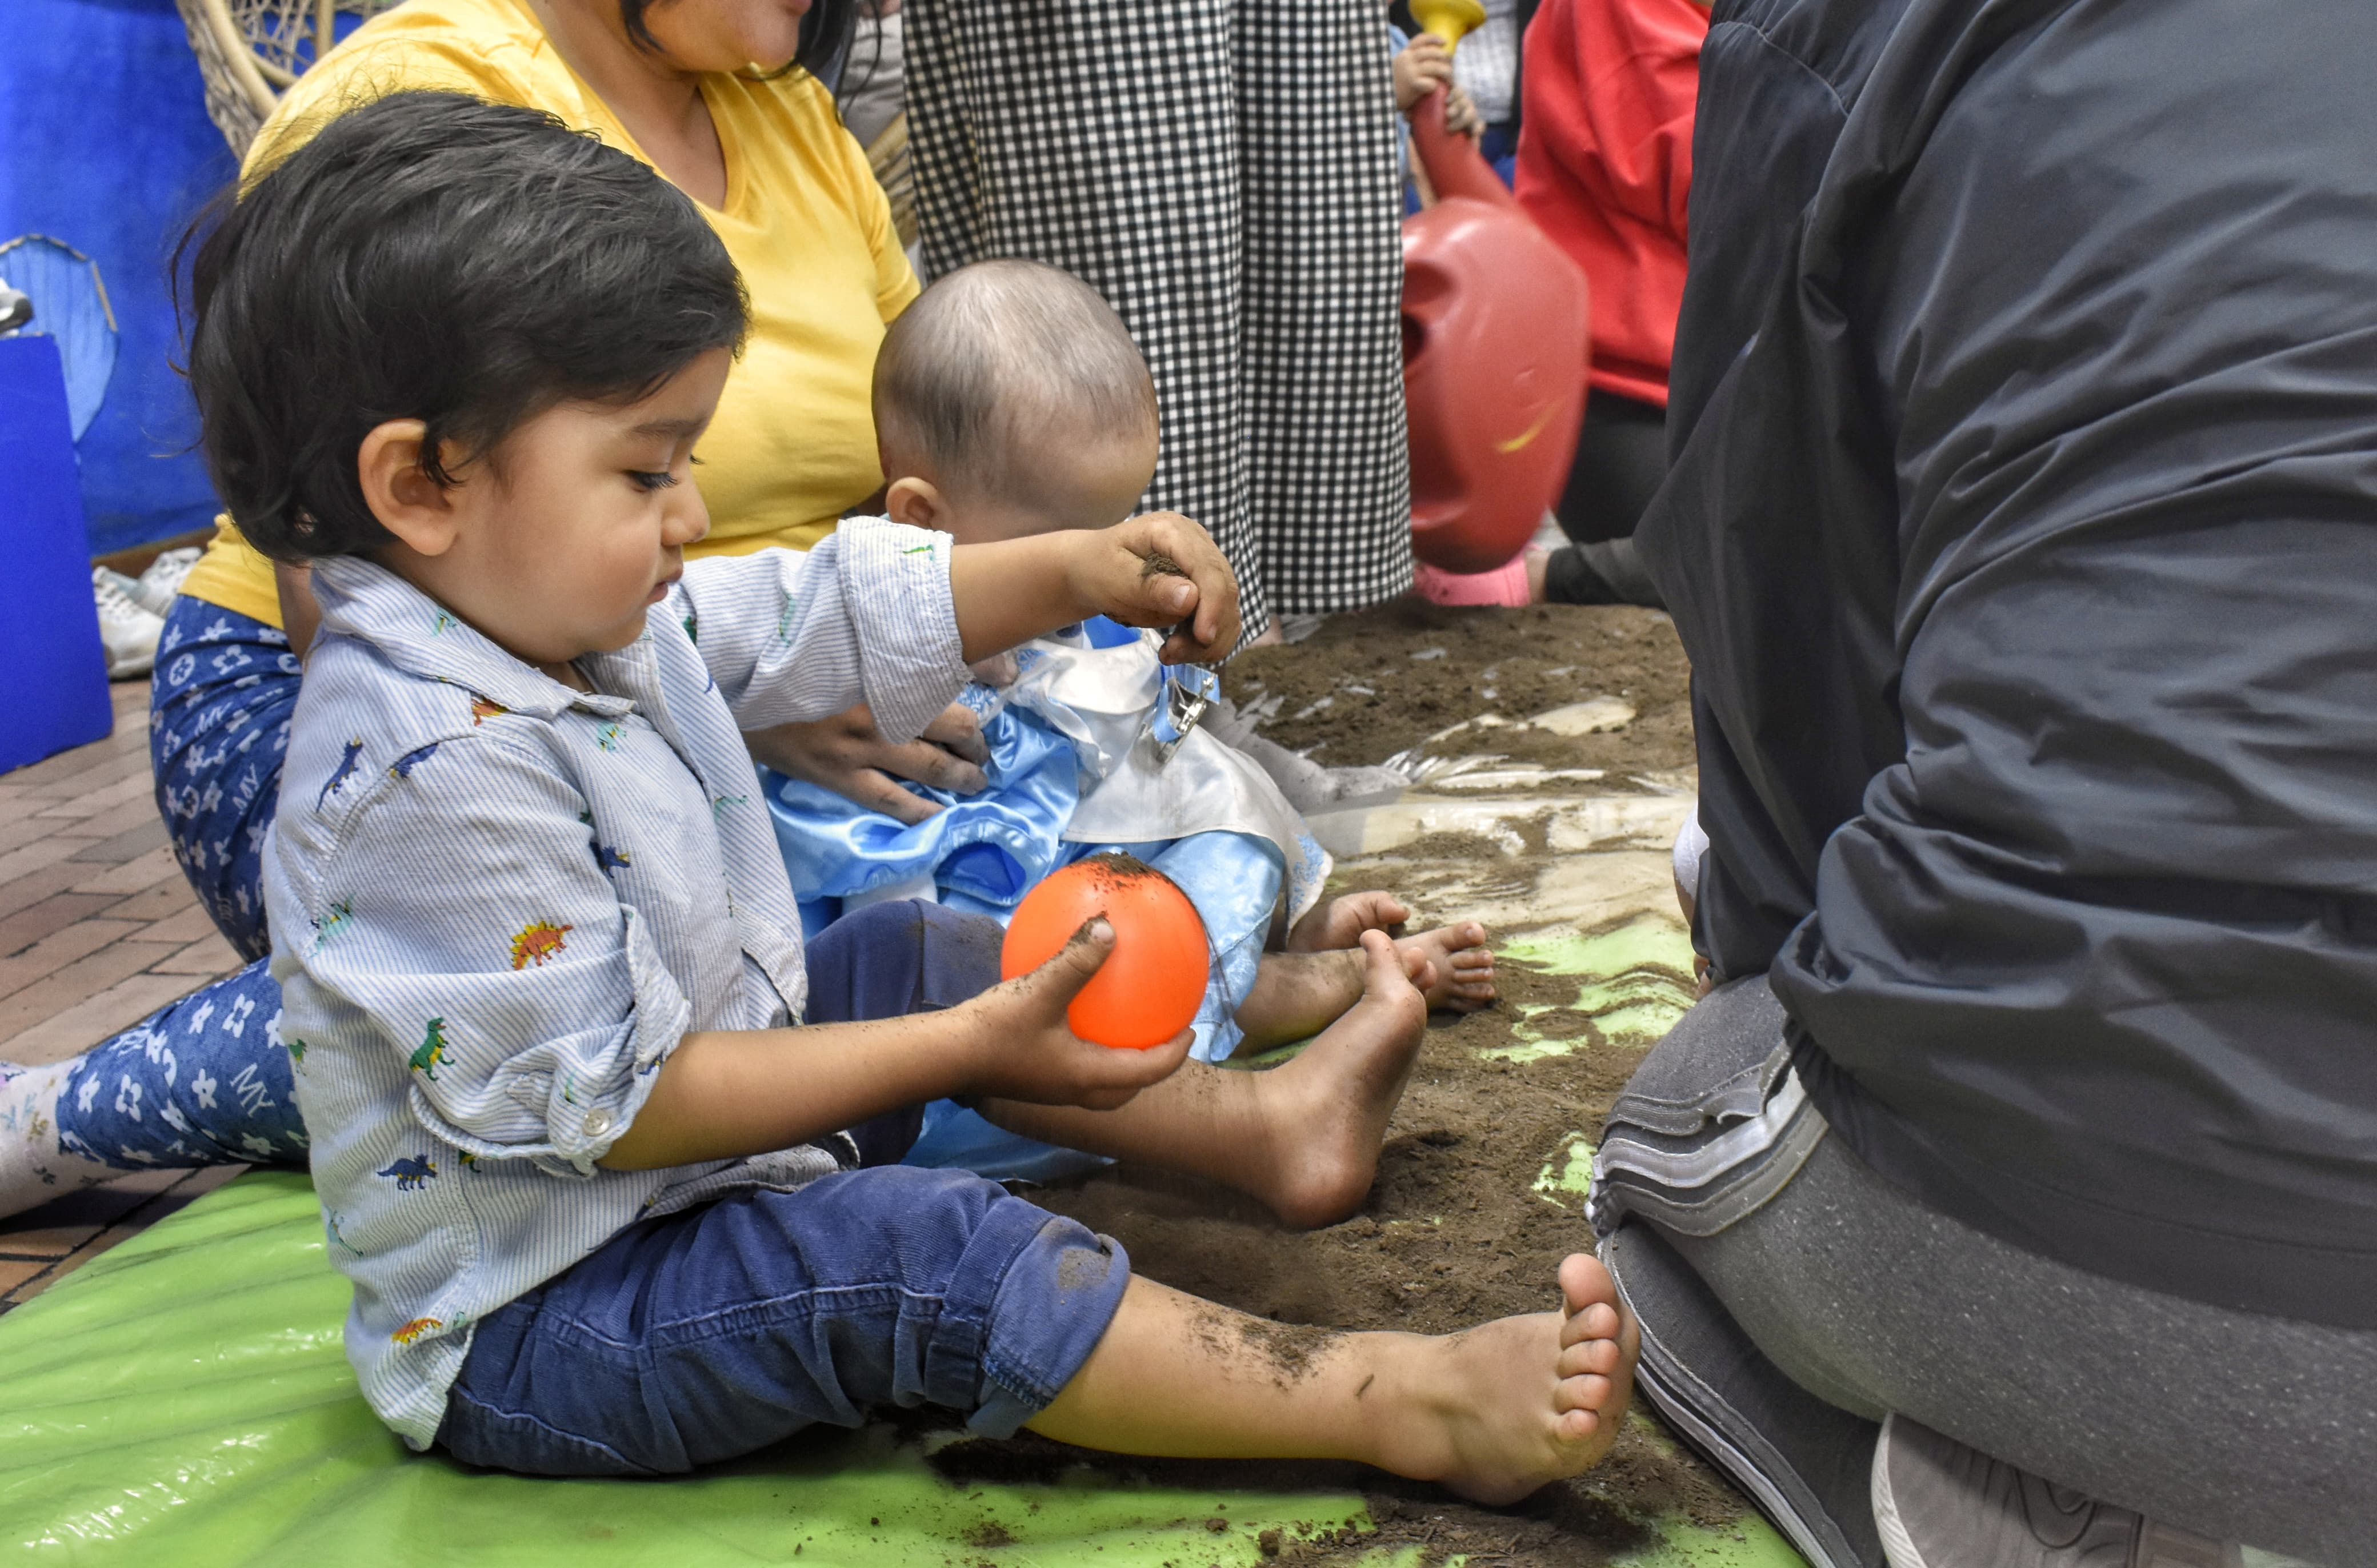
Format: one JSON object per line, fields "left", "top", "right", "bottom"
{"left": 1665, "top": 1082, "right": 2377, "bottom": 1562}
{"left": 1597, "top": 978, "right": 2377, "bottom": 1563}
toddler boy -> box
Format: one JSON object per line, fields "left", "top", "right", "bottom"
{"left": 203, "top": 89, "right": 1632, "bottom": 1485}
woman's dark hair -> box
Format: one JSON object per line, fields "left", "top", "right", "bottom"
{"left": 181, "top": 91, "right": 748, "bottom": 563}
{"left": 621, "top": 0, "right": 857, "bottom": 85}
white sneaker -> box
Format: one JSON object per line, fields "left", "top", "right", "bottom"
{"left": 129, "top": 546, "right": 202, "bottom": 616}
{"left": 1872, "top": 1414, "right": 2240, "bottom": 1568}
{"left": 91, "top": 568, "right": 166, "bottom": 679}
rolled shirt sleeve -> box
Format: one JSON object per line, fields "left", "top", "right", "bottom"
{"left": 677, "top": 519, "right": 970, "bottom": 744}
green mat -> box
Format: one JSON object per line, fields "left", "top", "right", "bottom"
{"left": 0, "top": 915, "right": 1806, "bottom": 1566}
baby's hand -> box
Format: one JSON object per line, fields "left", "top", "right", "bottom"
{"left": 1069, "top": 512, "right": 1241, "bottom": 663}
{"left": 962, "top": 919, "right": 1194, "bottom": 1109}
{"left": 969, "top": 651, "right": 1019, "bottom": 688}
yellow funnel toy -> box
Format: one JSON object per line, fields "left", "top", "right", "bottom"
{"left": 1413, "top": 0, "right": 1487, "bottom": 48}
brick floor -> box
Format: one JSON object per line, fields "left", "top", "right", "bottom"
{"left": 0, "top": 679, "right": 250, "bottom": 1314}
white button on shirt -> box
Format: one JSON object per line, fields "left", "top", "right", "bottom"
{"left": 263, "top": 523, "right": 971, "bottom": 1449}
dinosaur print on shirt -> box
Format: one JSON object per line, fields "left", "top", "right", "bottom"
{"left": 409, "top": 1018, "right": 450, "bottom": 1081}
{"left": 317, "top": 739, "right": 366, "bottom": 808}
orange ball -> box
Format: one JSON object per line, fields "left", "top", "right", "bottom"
{"left": 1000, "top": 854, "right": 1209, "bottom": 1049}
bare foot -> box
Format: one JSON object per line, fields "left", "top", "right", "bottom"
{"left": 1381, "top": 1253, "right": 1639, "bottom": 1504}
{"left": 1286, "top": 891, "right": 1410, "bottom": 952}
{"left": 1396, "top": 920, "right": 1496, "bottom": 1012}
{"left": 1247, "top": 930, "right": 1427, "bottom": 1228}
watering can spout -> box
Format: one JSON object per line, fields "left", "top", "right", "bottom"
{"left": 1412, "top": 0, "right": 1487, "bottom": 46}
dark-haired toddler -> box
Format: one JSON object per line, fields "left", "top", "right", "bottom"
{"left": 197, "top": 89, "right": 1633, "bottom": 1485}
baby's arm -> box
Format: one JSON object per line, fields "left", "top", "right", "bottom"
{"left": 599, "top": 921, "right": 1190, "bottom": 1168}
{"left": 946, "top": 512, "right": 1239, "bottom": 665}
{"left": 681, "top": 514, "right": 1237, "bottom": 747}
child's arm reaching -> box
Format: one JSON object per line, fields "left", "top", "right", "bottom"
{"left": 598, "top": 920, "right": 1191, "bottom": 1169}
{"left": 947, "top": 511, "right": 1241, "bottom": 666}
{"left": 682, "top": 513, "right": 1240, "bottom": 751}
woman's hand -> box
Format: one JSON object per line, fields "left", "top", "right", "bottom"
{"left": 1066, "top": 512, "right": 1242, "bottom": 663}
{"left": 958, "top": 919, "right": 1193, "bottom": 1109}
{"left": 1393, "top": 35, "right": 1454, "bottom": 113}
{"left": 742, "top": 701, "right": 989, "bottom": 826}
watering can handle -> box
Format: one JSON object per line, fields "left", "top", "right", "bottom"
{"left": 1410, "top": 87, "right": 1518, "bottom": 212}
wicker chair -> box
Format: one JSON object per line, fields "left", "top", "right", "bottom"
{"left": 175, "top": 0, "right": 403, "bottom": 155}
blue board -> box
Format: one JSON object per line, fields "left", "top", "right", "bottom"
{"left": 0, "top": 334, "right": 114, "bottom": 772}
{"left": 0, "top": 0, "right": 239, "bottom": 554}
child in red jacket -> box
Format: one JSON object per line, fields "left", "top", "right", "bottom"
{"left": 1519, "top": 0, "right": 1707, "bottom": 608}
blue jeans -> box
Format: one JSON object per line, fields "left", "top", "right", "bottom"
{"left": 437, "top": 1168, "right": 1129, "bottom": 1475}
{"left": 436, "top": 902, "right": 1115, "bottom": 1477}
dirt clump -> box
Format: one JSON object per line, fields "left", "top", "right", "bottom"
{"left": 1224, "top": 601, "right": 1694, "bottom": 784}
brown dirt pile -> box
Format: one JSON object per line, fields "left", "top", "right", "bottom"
{"left": 1224, "top": 601, "right": 1695, "bottom": 783}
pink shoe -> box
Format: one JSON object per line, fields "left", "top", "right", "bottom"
{"left": 1414, "top": 555, "right": 1532, "bottom": 607}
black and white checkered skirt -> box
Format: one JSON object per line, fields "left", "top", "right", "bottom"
{"left": 905, "top": 0, "right": 1414, "bottom": 637}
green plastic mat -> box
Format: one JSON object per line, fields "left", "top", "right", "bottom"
{"left": 0, "top": 913, "right": 1804, "bottom": 1567}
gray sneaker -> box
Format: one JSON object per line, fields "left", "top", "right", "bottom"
{"left": 130, "top": 546, "right": 202, "bottom": 616}
{"left": 1871, "top": 1414, "right": 2240, "bottom": 1568}
{"left": 91, "top": 568, "right": 165, "bottom": 679}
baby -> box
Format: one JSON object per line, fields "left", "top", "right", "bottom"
{"left": 201, "top": 89, "right": 1632, "bottom": 1489}
{"left": 771, "top": 261, "right": 1492, "bottom": 1088}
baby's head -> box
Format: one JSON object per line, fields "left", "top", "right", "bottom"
{"left": 873, "top": 260, "right": 1158, "bottom": 545}
{"left": 185, "top": 90, "right": 747, "bottom": 667}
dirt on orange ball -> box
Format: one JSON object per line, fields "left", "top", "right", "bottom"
{"left": 1001, "top": 854, "right": 1210, "bottom": 1049}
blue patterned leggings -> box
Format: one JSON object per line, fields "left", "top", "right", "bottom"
{"left": 51, "top": 599, "right": 306, "bottom": 1170}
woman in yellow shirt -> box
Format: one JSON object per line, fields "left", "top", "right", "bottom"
{"left": 0, "top": 0, "right": 981, "bottom": 1211}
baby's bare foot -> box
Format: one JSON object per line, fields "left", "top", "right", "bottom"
{"left": 1286, "top": 891, "right": 1411, "bottom": 953}
{"left": 1250, "top": 930, "right": 1426, "bottom": 1228}
{"left": 1390, "top": 1253, "right": 1638, "bottom": 1505}
{"left": 1396, "top": 921, "right": 1496, "bottom": 1012}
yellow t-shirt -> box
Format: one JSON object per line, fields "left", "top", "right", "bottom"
{"left": 178, "top": 0, "right": 918, "bottom": 628}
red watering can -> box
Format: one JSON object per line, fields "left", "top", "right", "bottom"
{"left": 1402, "top": 0, "right": 1592, "bottom": 574}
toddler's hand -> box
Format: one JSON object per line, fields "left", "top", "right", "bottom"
{"left": 1393, "top": 35, "right": 1454, "bottom": 113}
{"left": 1070, "top": 512, "right": 1242, "bottom": 663}
{"left": 964, "top": 919, "right": 1194, "bottom": 1109}
{"left": 1443, "top": 83, "right": 1484, "bottom": 140}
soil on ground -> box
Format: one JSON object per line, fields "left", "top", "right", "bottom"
{"left": 914, "top": 601, "right": 1734, "bottom": 1566}
{"left": 1223, "top": 599, "right": 1696, "bottom": 782}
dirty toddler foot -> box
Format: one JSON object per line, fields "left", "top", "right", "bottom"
{"left": 1382, "top": 1252, "right": 1640, "bottom": 1504}
{"left": 1286, "top": 891, "right": 1410, "bottom": 953}
{"left": 1396, "top": 920, "right": 1495, "bottom": 1012}
{"left": 1248, "top": 931, "right": 1428, "bottom": 1228}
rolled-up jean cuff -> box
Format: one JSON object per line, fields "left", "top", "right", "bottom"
{"left": 935, "top": 1202, "right": 1131, "bottom": 1437}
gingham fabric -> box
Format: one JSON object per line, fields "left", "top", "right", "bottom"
{"left": 905, "top": 0, "right": 1414, "bottom": 637}
{"left": 1452, "top": 0, "right": 1520, "bottom": 126}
